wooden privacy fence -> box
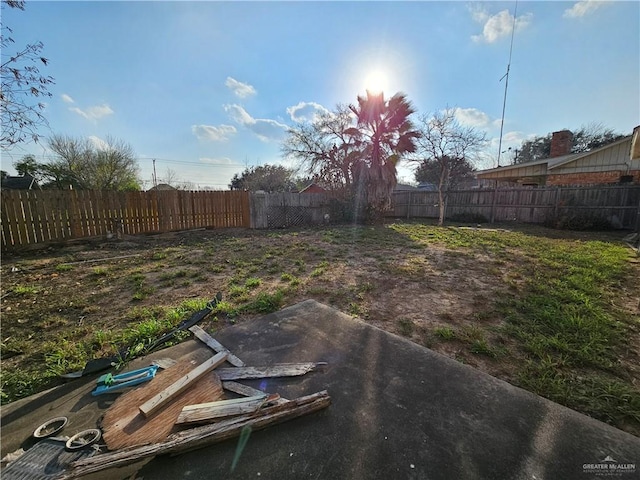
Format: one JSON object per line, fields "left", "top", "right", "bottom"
{"left": 250, "top": 192, "right": 331, "bottom": 229}
{"left": 391, "top": 185, "right": 640, "bottom": 229}
{"left": 1, "top": 189, "right": 250, "bottom": 249}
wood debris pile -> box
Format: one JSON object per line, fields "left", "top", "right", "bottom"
{"left": 62, "top": 324, "right": 330, "bottom": 479}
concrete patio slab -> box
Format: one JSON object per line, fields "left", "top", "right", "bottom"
{"left": 2, "top": 300, "right": 639, "bottom": 479}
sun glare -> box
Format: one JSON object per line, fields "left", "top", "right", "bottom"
{"left": 364, "top": 70, "right": 388, "bottom": 94}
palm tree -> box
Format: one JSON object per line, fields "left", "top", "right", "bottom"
{"left": 348, "top": 91, "right": 420, "bottom": 219}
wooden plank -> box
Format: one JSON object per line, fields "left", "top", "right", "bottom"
{"left": 101, "top": 354, "right": 224, "bottom": 450}
{"left": 175, "top": 394, "right": 269, "bottom": 425}
{"left": 66, "top": 391, "right": 331, "bottom": 479}
{"left": 216, "top": 362, "right": 327, "bottom": 381}
{"left": 189, "top": 325, "right": 245, "bottom": 367}
{"left": 139, "top": 352, "right": 228, "bottom": 418}
{"left": 14, "top": 190, "right": 29, "bottom": 245}
{"left": 223, "top": 381, "right": 289, "bottom": 405}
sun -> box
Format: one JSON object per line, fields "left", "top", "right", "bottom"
{"left": 364, "top": 70, "right": 388, "bottom": 94}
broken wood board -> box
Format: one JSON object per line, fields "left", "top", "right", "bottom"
{"left": 175, "top": 394, "right": 269, "bottom": 425}
{"left": 139, "top": 351, "right": 228, "bottom": 418}
{"left": 216, "top": 362, "right": 327, "bottom": 380}
{"left": 101, "top": 354, "right": 224, "bottom": 451}
{"left": 189, "top": 325, "right": 245, "bottom": 367}
{"left": 223, "top": 381, "right": 289, "bottom": 405}
{"left": 66, "top": 391, "right": 331, "bottom": 479}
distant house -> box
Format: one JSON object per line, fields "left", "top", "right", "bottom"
{"left": 417, "top": 182, "right": 437, "bottom": 191}
{"left": 476, "top": 126, "right": 640, "bottom": 187}
{"left": 299, "top": 183, "right": 326, "bottom": 194}
{"left": 1, "top": 175, "right": 40, "bottom": 190}
{"left": 394, "top": 183, "right": 417, "bottom": 191}
{"left": 148, "top": 183, "right": 177, "bottom": 191}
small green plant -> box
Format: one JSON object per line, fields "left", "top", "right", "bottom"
{"left": 55, "top": 264, "right": 73, "bottom": 272}
{"left": 280, "top": 273, "right": 295, "bottom": 282}
{"left": 12, "top": 285, "right": 38, "bottom": 295}
{"left": 310, "top": 261, "right": 329, "bottom": 278}
{"left": 434, "top": 326, "right": 456, "bottom": 340}
{"left": 294, "top": 259, "right": 306, "bottom": 272}
{"left": 229, "top": 285, "right": 249, "bottom": 301}
{"left": 239, "top": 291, "right": 285, "bottom": 314}
{"left": 91, "top": 266, "right": 109, "bottom": 276}
{"left": 213, "top": 300, "right": 238, "bottom": 317}
{"left": 469, "top": 339, "right": 498, "bottom": 358}
{"left": 245, "top": 277, "right": 261, "bottom": 289}
{"left": 398, "top": 318, "right": 414, "bottom": 336}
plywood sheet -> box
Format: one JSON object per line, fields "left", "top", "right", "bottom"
{"left": 101, "top": 353, "right": 224, "bottom": 450}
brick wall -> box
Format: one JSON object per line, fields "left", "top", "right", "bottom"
{"left": 547, "top": 170, "right": 640, "bottom": 186}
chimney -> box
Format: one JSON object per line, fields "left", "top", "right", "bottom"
{"left": 550, "top": 130, "right": 573, "bottom": 158}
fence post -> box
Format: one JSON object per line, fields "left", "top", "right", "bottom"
{"left": 250, "top": 191, "right": 267, "bottom": 229}
{"left": 553, "top": 187, "right": 562, "bottom": 220}
{"left": 69, "top": 189, "right": 82, "bottom": 238}
{"left": 406, "top": 191, "right": 412, "bottom": 219}
{"left": 490, "top": 181, "right": 498, "bottom": 224}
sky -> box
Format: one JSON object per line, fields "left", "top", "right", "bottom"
{"left": 1, "top": 0, "right": 639, "bottom": 189}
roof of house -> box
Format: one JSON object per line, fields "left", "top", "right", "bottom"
{"left": 477, "top": 135, "right": 633, "bottom": 176}
{"left": 148, "top": 183, "right": 177, "bottom": 191}
{"left": 299, "top": 183, "right": 326, "bottom": 193}
{"left": 394, "top": 183, "right": 417, "bottom": 191}
{"left": 1, "top": 175, "right": 39, "bottom": 190}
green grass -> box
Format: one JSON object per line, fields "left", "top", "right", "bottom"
{"left": 1, "top": 223, "right": 637, "bottom": 435}
{"left": 0, "top": 298, "right": 215, "bottom": 402}
{"left": 245, "top": 277, "right": 261, "bottom": 289}
{"left": 434, "top": 326, "right": 456, "bottom": 340}
{"left": 238, "top": 290, "right": 285, "bottom": 314}
{"left": 391, "top": 223, "right": 637, "bottom": 429}
{"left": 12, "top": 285, "right": 38, "bottom": 295}
{"left": 91, "top": 266, "right": 109, "bottom": 276}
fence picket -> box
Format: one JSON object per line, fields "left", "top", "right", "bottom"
{"left": 2, "top": 190, "right": 252, "bottom": 249}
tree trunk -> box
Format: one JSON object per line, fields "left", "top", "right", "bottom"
{"left": 437, "top": 163, "right": 448, "bottom": 226}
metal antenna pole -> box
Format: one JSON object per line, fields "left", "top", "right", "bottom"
{"left": 496, "top": 0, "right": 518, "bottom": 168}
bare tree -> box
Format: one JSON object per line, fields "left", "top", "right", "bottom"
{"left": 1, "top": 0, "right": 54, "bottom": 148}
{"left": 414, "top": 109, "right": 487, "bottom": 225}
{"left": 282, "top": 105, "right": 359, "bottom": 194}
{"left": 514, "top": 122, "right": 625, "bottom": 164}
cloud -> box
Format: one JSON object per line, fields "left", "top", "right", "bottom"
{"left": 471, "top": 8, "right": 532, "bottom": 43}
{"left": 61, "top": 94, "right": 74, "bottom": 104}
{"left": 88, "top": 135, "right": 110, "bottom": 151}
{"left": 453, "top": 107, "right": 492, "bottom": 128}
{"left": 484, "top": 130, "right": 532, "bottom": 162}
{"left": 225, "top": 77, "right": 257, "bottom": 98}
{"left": 224, "top": 104, "right": 288, "bottom": 142}
{"left": 191, "top": 124, "right": 237, "bottom": 142}
{"left": 286, "top": 102, "right": 330, "bottom": 123}
{"left": 69, "top": 103, "right": 114, "bottom": 121}
{"left": 199, "top": 157, "right": 237, "bottom": 165}
{"left": 563, "top": 1, "right": 606, "bottom": 18}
